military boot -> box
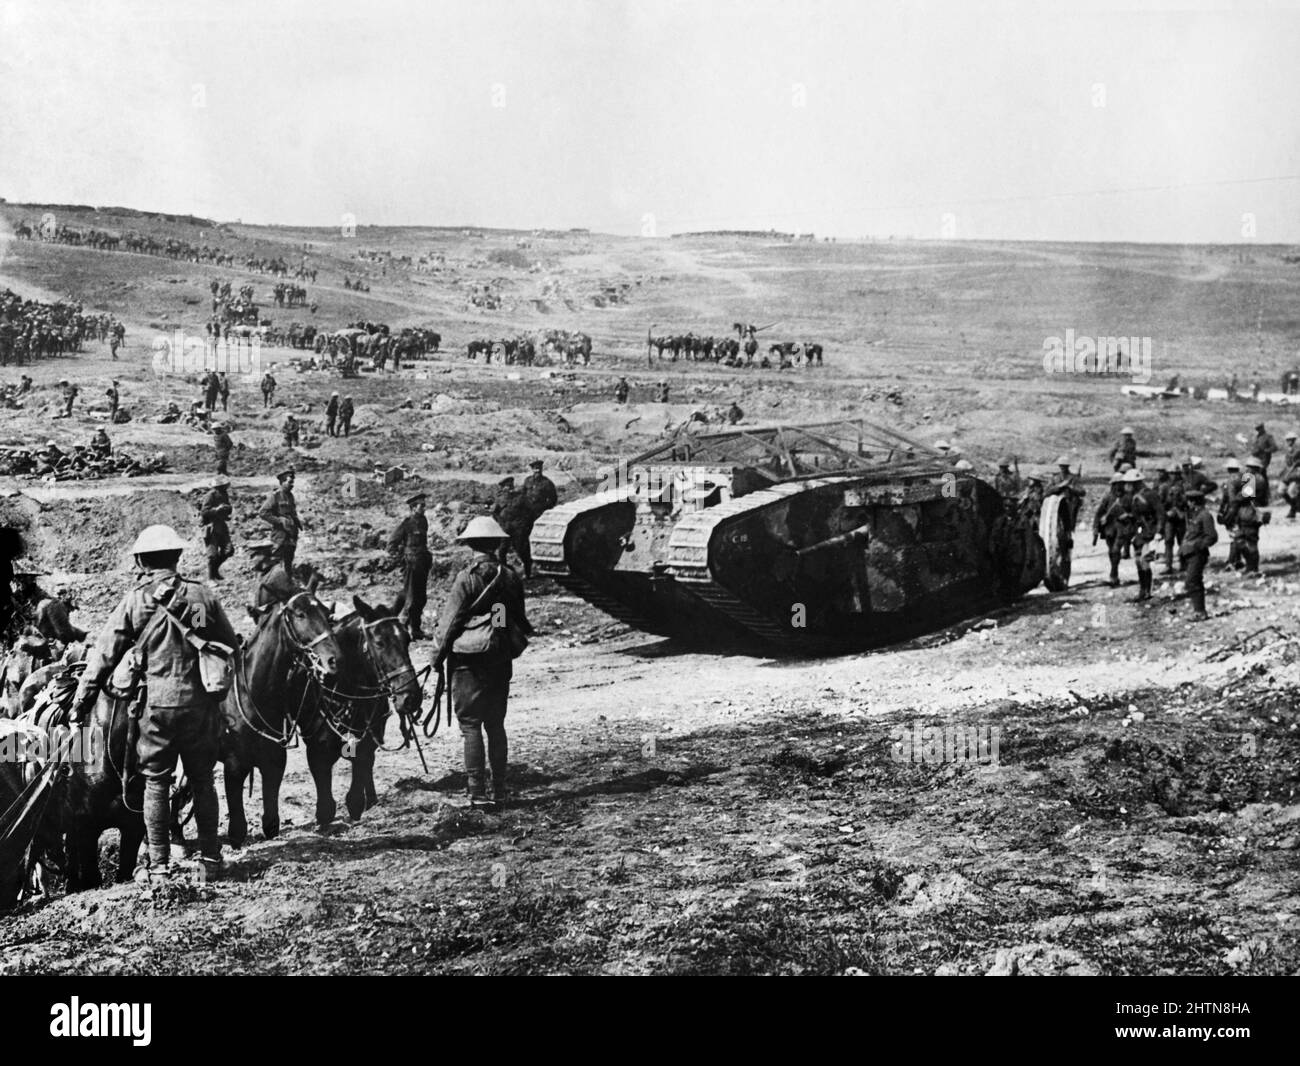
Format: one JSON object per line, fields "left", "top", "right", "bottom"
{"left": 1162, "top": 546, "right": 1175, "bottom": 574}
{"left": 1108, "top": 564, "right": 1120, "bottom": 588}
{"left": 1133, "top": 572, "right": 1152, "bottom": 601}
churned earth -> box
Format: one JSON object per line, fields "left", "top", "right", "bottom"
{"left": 0, "top": 214, "right": 1297, "bottom": 973}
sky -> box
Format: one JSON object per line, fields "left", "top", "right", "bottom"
{"left": 1, "top": 0, "right": 1298, "bottom": 241}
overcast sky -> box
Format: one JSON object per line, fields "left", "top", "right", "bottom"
{"left": 1, "top": 0, "right": 1298, "bottom": 241}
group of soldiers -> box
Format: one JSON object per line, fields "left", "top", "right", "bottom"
{"left": 324, "top": 392, "right": 356, "bottom": 437}
{"left": 0, "top": 289, "right": 122, "bottom": 365}
{"left": 489, "top": 461, "right": 559, "bottom": 580}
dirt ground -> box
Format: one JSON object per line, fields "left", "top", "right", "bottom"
{"left": 0, "top": 213, "right": 1297, "bottom": 974}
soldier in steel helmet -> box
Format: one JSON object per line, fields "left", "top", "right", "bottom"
{"left": 432, "top": 516, "right": 534, "bottom": 809}
{"left": 71, "top": 525, "right": 238, "bottom": 881}
{"left": 1181, "top": 490, "right": 1217, "bottom": 620}
{"left": 1093, "top": 471, "right": 1127, "bottom": 586}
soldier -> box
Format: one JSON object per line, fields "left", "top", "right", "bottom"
{"left": 261, "top": 371, "right": 277, "bottom": 408}
{"left": 1181, "top": 489, "right": 1217, "bottom": 620}
{"left": 1244, "top": 455, "right": 1268, "bottom": 513}
{"left": 217, "top": 372, "right": 230, "bottom": 413}
{"left": 325, "top": 391, "right": 340, "bottom": 436}
{"left": 1110, "top": 427, "right": 1137, "bottom": 472}
{"left": 726, "top": 401, "right": 744, "bottom": 425}
{"left": 1219, "top": 459, "right": 1244, "bottom": 567}
{"left": 59, "top": 379, "right": 78, "bottom": 419}
{"left": 106, "top": 380, "right": 120, "bottom": 422}
{"left": 259, "top": 467, "right": 302, "bottom": 571}
{"left": 1044, "top": 455, "right": 1086, "bottom": 530}
{"left": 31, "top": 581, "right": 88, "bottom": 659}
{"left": 212, "top": 422, "right": 233, "bottom": 476}
{"left": 655, "top": 381, "right": 670, "bottom": 403}
{"left": 522, "top": 459, "right": 558, "bottom": 517}
{"left": 993, "top": 457, "right": 1021, "bottom": 501}
{"left": 1120, "top": 469, "right": 1164, "bottom": 601}
{"left": 432, "top": 516, "right": 533, "bottom": 809}
{"left": 201, "top": 476, "right": 234, "bottom": 582}
{"left": 160, "top": 402, "right": 182, "bottom": 425}
{"left": 1231, "top": 481, "right": 1264, "bottom": 574}
{"left": 109, "top": 331, "right": 120, "bottom": 359}
{"left": 1093, "top": 471, "right": 1127, "bottom": 586}
{"left": 71, "top": 525, "right": 237, "bottom": 881}
{"left": 492, "top": 476, "right": 536, "bottom": 579}
{"left": 338, "top": 395, "right": 355, "bottom": 437}
{"left": 283, "top": 414, "right": 300, "bottom": 448}
{"left": 247, "top": 540, "right": 304, "bottom": 616}
{"left": 1181, "top": 455, "right": 1216, "bottom": 497}
{"left": 387, "top": 492, "right": 432, "bottom": 639}
{"left": 613, "top": 377, "right": 629, "bottom": 404}
{"left": 89, "top": 427, "right": 112, "bottom": 460}
{"left": 1158, "top": 464, "right": 1187, "bottom": 574}
{"left": 18, "top": 375, "right": 32, "bottom": 396}
{"left": 203, "top": 371, "right": 220, "bottom": 414}
{"left": 1251, "top": 421, "right": 1277, "bottom": 503}
{"left": 1282, "top": 431, "right": 1300, "bottom": 519}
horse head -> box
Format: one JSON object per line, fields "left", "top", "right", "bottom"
{"left": 348, "top": 596, "right": 421, "bottom": 722}
{"left": 279, "top": 591, "right": 342, "bottom": 680}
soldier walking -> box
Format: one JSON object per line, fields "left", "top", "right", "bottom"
{"left": 217, "top": 372, "right": 230, "bottom": 412}
{"left": 1181, "top": 490, "right": 1217, "bottom": 621}
{"left": 387, "top": 491, "right": 432, "bottom": 640}
{"left": 1110, "top": 426, "right": 1137, "bottom": 472}
{"left": 1093, "top": 472, "right": 1127, "bottom": 586}
{"left": 71, "top": 525, "right": 238, "bottom": 881}
{"left": 432, "top": 516, "right": 533, "bottom": 809}
{"left": 259, "top": 467, "right": 302, "bottom": 571}
{"left": 261, "top": 371, "right": 277, "bottom": 408}
{"left": 202, "top": 475, "right": 233, "bottom": 581}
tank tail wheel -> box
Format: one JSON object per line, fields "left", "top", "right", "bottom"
{"left": 1038, "top": 494, "right": 1072, "bottom": 592}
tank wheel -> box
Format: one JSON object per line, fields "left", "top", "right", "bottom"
{"left": 1038, "top": 494, "right": 1072, "bottom": 591}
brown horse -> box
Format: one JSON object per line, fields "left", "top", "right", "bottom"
{"left": 299, "top": 596, "right": 421, "bottom": 829}
{"left": 220, "top": 592, "right": 342, "bottom": 847}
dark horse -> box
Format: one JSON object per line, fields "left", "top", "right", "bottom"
{"left": 220, "top": 592, "right": 342, "bottom": 848}
{"left": 297, "top": 596, "right": 421, "bottom": 829}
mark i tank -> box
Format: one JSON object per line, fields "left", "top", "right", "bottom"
{"left": 531, "top": 419, "right": 1073, "bottom": 653}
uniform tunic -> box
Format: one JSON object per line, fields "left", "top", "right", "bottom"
{"left": 387, "top": 511, "right": 431, "bottom": 634}
{"left": 259, "top": 485, "right": 302, "bottom": 567}
{"left": 202, "top": 489, "right": 233, "bottom": 560}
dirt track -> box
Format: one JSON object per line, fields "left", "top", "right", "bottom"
{"left": 1, "top": 219, "right": 1298, "bottom": 973}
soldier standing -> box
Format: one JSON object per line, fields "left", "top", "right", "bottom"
{"left": 261, "top": 371, "right": 277, "bottom": 408}
{"left": 1110, "top": 427, "right": 1137, "bottom": 472}
{"left": 325, "top": 391, "right": 340, "bottom": 436}
{"left": 217, "top": 372, "right": 230, "bottom": 413}
{"left": 71, "top": 525, "right": 237, "bottom": 881}
{"left": 1181, "top": 490, "right": 1217, "bottom": 620}
{"left": 387, "top": 491, "right": 431, "bottom": 640}
{"left": 1232, "top": 481, "right": 1263, "bottom": 574}
{"left": 201, "top": 476, "right": 234, "bottom": 582}
{"left": 259, "top": 467, "right": 302, "bottom": 571}
{"left": 726, "top": 401, "right": 744, "bottom": 425}
{"left": 1044, "top": 455, "right": 1086, "bottom": 530}
{"left": 1282, "top": 430, "right": 1300, "bottom": 519}
{"left": 212, "top": 422, "right": 233, "bottom": 476}
{"left": 282, "top": 414, "right": 300, "bottom": 447}
{"left": 614, "top": 377, "right": 629, "bottom": 404}
{"left": 338, "top": 395, "right": 355, "bottom": 437}
{"left": 1158, "top": 464, "right": 1187, "bottom": 574}
{"left": 59, "top": 379, "right": 78, "bottom": 419}
{"left": 203, "top": 371, "right": 220, "bottom": 414}
{"left": 1244, "top": 455, "right": 1268, "bottom": 513}
{"left": 1251, "top": 422, "right": 1277, "bottom": 503}
{"left": 1219, "top": 459, "right": 1244, "bottom": 568}
{"left": 106, "top": 380, "right": 120, "bottom": 422}
{"left": 33, "top": 582, "right": 88, "bottom": 657}
{"left": 993, "top": 458, "right": 1021, "bottom": 501}
{"left": 492, "top": 476, "right": 536, "bottom": 579}
{"left": 1122, "top": 469, "right": 1164, "bottom": 601}
{"left": 522, "top": 459, "right": 558, "bottom": 517}
{"left": 1093, "top": 471, "right": 1127, "bottom": 586}
{"left": 432, "top": 516, "right": 533, "bottom": 809}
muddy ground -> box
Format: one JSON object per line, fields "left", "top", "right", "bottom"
{"left": 0, "top": 216, "right": 1297, "bottom": 974}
